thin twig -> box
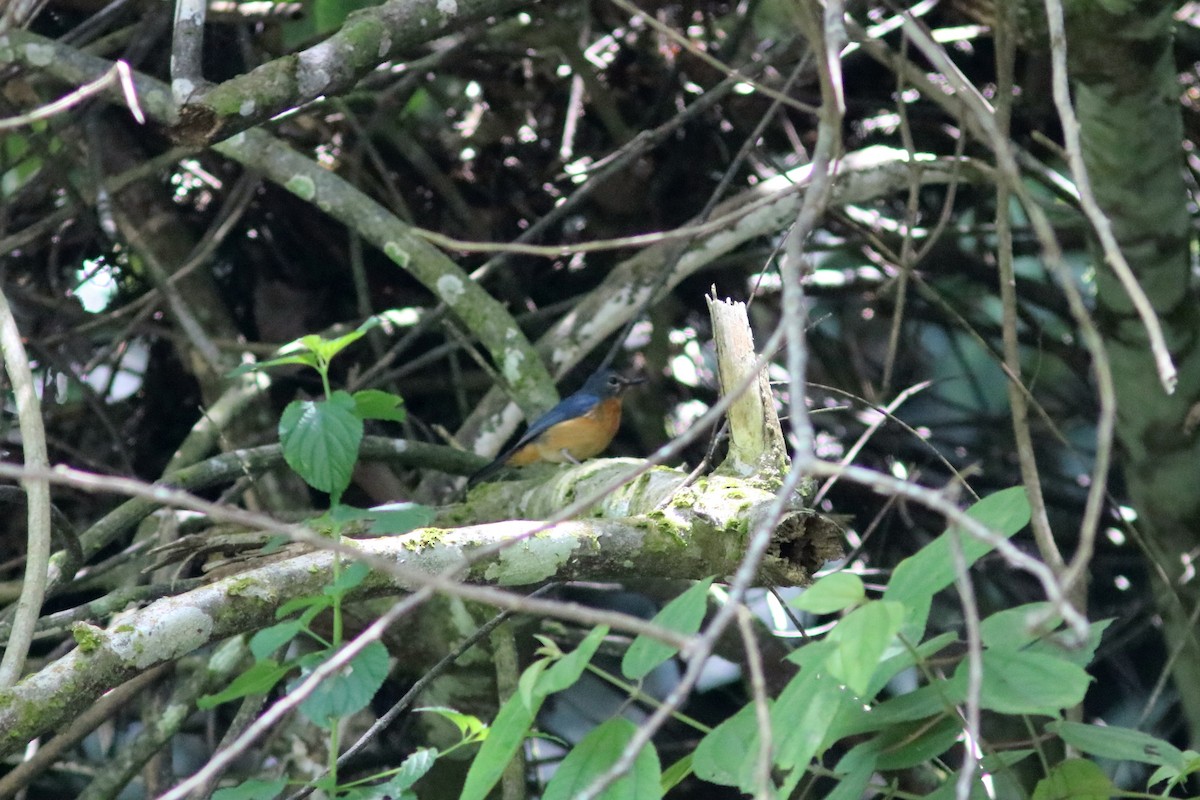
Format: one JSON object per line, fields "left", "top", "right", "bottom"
{"left": 0, "top": 288, "right": 52, "bottom": 688}
{"left": 737, "top": 606, "right": 774, "bottom": 800}
{"left": 1042, "top": 0, "right": 1176, "bottom": 395}
{"left": 0, "top": 60, "right": 143, "bottom": 129}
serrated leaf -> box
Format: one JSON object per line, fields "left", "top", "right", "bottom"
{"left": 825, "top": 600, "right": 904, "bottom": 695}
{"left": 295, "top": 641, "right": 389, "bottom": 725}
{"left": 1032, "top": 759, "right": 1114, "bottom": 800}
{"left": 199, "top": 660, "right": 292, "bottom": 709}
{"left": 1047, "top": 721, "right": 1185, "bottom": 769}
{"left": 279, "top": 391, "right": 363, "bottom": 496}
{"left": 353, "top": 389, "right": 407, "bottom": 422}
{"left": 621, "top": 579, "right": 712, "bottom": 680}
{"left": 791, "top": 572, "right": 865, "bottom": 614}
{"left": 542, "top": 717, "right": 660, "bottom": 800}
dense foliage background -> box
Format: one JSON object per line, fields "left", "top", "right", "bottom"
{"left": 2, "top": 0, "right": 1200, "bottom": 797}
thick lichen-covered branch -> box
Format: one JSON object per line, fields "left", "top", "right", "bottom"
{"left": 0, "top": 477, "right": 839, "bottom": 756}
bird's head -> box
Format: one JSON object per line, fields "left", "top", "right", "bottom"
{"left": 582, "top": 368, "right": 644, "bottom": 398}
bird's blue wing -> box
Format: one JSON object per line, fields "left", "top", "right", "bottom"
{"left": 513, "top": 392, "right": 601, "bottom": 447}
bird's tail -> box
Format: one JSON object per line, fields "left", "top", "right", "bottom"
{"left": 466, "top": 455, "right": 507, "bottom": 488}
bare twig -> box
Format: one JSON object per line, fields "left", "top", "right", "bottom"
{"left": 738, "top": 606, "right": 774, "bottom": 800}
{"left": 0, "top": 289, "right": 52, "bottom": 688}
{"left": 0, "top": 60, "right": 143, "bottom": 129}
{"left": 1042, "top": 0, "right": 1176, "bottom": 395}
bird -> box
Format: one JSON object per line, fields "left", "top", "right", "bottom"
{"left": 468, "top": 368, "right": 643, "bottom": 486}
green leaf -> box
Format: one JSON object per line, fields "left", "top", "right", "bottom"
{"left": 295, "top": 641, "right": 389, "bottom": 724}
{"left": 919, "top": 776, "right": 991, "bottom": 800}
{"left": 541, "top": 717, "right": 661, "bottom": 800}
{"left": 825, "top": 600, "right": 904, "bottom": 696}
{"left": 1148, "top": 750, "right": 1200, "bottom": 790}
{"left": 418, "top": 707, "right": 488, "bottom": 743}
{"left": 211, "top": 777, "right": 288, "bottom": 800}
{"left": 980, "top": 749, "right": 1035, "bottom": 771}
{"left": 956, "top": 649, "right": 1091, "bottom": 715}
{"left": 874, "top": 715, "right": 962, "bottom": 770}
{"left": 303, "top": 319, "right": 377, "bottom": 365}
{"left": 693, "top": 703, "right": 763, "bottom": 788}
{"left": 461, "top": 627, "right": 610, "bottom": 800}
{"left": 325, "top": 560, "right": 372, "bottom": 595}
{"left": 352, "top": 389, "right": 407, "bottom": 422}
{"left": 659, "top": 754, "right": 693, "bottom": 794}
{"left": 1027, "top": 617, "right": 1113, "bottom": 669}
{"left": 866, "top": 631, "right": 958, "bottom": 698}
{"left": 275, "top": 592, "right": 333, "bottom": 620}
{"left": 537, "top": 625, "right": 609, "bottom": 696}
{"left": 1032, "top": 759, "right": 1115, "bottom": 800}
{"left": 621, "top": 579, "right": 712, "bottom": 680}
{"left": 199, "top": 660, "right": 293, "bottom": 709}
{"left": 517, "top": 656, "right": 550, "bottom": 710}
{"left": 279, "top": 391, "right": 363, "bottom": 496}
{"left": 1046, "top": 721, "right": 1185, "bottom": 769}
{"left": 979, "top": 602, "right": 1057, "bottom": 650}
{"left": 227, "top": 351, "right": 320, "bottom": 377}
{"left": 833, "top": 683, "right": 960, "bottom": 739}
{"left": 367, "top": 502, "right": 436, "bottom": 535}
{"left": 327, "top": 504, "right": 377, "bottom": 524}
{"left": 250, "top": 620, "right": 305, "bottom": 660}
{"left": 459, "top": 690, "right": 541, "bottom": 800}
{"left": 826, "top": 743, "right": 878, "bottom": 800}
{"left": 790, "top": 572, "right": 865, "bottom": 614}
{"left": 353, "top": 747, "right": 437, "bottom": 799}
{"left": 772, "top": 643, "right": 849, "bottom": 770}
{"left": 884, "top": 487, "right": 1031, "bottom": 634}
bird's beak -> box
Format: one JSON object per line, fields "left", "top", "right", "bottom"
{"left": 617, "top": 373, "right": 645, "bottom": 388}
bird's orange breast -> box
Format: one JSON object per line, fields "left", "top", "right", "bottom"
{"left": 505, "top": 397, "right": 623, "bottom": 466}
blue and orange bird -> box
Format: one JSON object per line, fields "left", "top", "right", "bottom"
{"left": 468, "top": 368, "right": 643, "bottom": 485}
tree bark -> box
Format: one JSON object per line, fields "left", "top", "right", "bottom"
{"left": 1067, "top": 0, "right": 1200, "bottom": 743}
